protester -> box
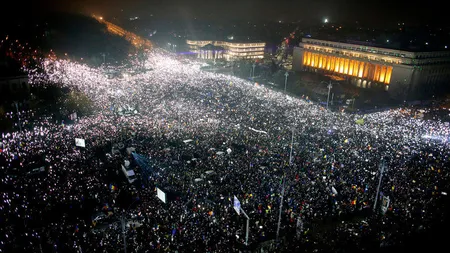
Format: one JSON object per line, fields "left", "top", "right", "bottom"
{"left": 1, "top": 49, "right": 449, "bottom": 252}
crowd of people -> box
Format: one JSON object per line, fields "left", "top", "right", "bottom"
{"left": 1, "top": 50, "right": 449, "bottom": 252}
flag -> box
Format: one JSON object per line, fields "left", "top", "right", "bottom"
{"left": 355, "top": 118, "right": 364, "bottom": 125}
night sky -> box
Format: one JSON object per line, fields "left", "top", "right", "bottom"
{"left": 15, "top": 0, "right": 450, "bottom": 26}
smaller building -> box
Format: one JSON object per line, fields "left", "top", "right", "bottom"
{"left": 197, "top": 44, "right": 225, "bottom": 60}
{"left": 0, "top": 75, "right": 29, "bottom": 94}
{"left": 187, "top": 40, "right": 266, "bottom": 60}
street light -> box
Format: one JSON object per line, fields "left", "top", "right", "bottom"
{"left": 121, "top": 198, "right": 139, "bottom": 253}
{"left": 252, "top": 63, "right": 256, "bottom": 80}
{"left": 321, "top": 81, "right": 333, "bottom": 110}
{"left": 373, "top": 159, "right": 387, "bottom": 213}
{"left": 277, "top": 127, "right": 294, "bottom": 242}
{"left": 241, "top": 208, "right": 250, "bottom": 246}
{"left": 284, "top": 71, "right": 289, "bottom": 93}
{"left": 13, "top": 101, "right": 22, "bottom": 132}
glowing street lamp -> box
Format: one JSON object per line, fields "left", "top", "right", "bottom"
{"left": 324, "top": 18, "right": 328, "bottom": 23}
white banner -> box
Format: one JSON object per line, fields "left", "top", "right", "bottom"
{"left": 248, "top": 127, "right": 268, "bottom": 135}
{"left": 75, "top": 138, "right": 85, "bottom": 147}
{"left": 156, "top": 187, "right": 166, "bottom": 203}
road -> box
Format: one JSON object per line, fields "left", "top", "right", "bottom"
{"left": 93, "top": 16, "right": 153, "bottom": 50}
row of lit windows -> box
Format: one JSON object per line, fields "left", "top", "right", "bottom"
{"left": 228, "top": 47, "right": 265, "bottom": 52}
{"left": 195, "top": 47, "right": 265, "bottom": 53}
{"left": 302, "top": 51, "right": 393, "bottom": 84}
{"left": 187, "top": 40, "right": 266, "bottom": 49}
{"left": 303, "top": 45, "right": 403, "bottom": 64}
{"left": 226, "top": 51, "right": 264, "bottom": 56}
{"left": 189, "top": 45, "right": 265, "bottom": 53}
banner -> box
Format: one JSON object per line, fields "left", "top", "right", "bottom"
{"left": 69, "top": 112, "right": 77, "bottom": 121}
{"left": 156, "top": 187, "right": 166, "bottom": 203}
{"left": 75, "top": 138, "right": 86, "bottom": 147}
{"left": 249, "top": 127, "right": 268, "bottom": 135}
{"left": 381, "top": 196, "right": 390, "bottom": 214}
{"left": 233, "top": 195, "right": 241, "bottom": 215}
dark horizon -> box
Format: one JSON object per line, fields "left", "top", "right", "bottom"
{"left": 6, "top": 0, "right": 450, "bottom": 27}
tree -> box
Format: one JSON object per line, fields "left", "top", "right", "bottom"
{"left": 63, "top": 90, "right": 94, "bottom": 117}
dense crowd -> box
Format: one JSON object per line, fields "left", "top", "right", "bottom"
{"left": 1, "top": 50, "right": 449, "bottom": 252}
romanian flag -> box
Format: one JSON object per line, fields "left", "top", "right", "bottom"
{"left": 351, "top": 199, "right": 357, "bottom": 205}
{"left": 110, "top": 184, "right": 116, "bottom": 191}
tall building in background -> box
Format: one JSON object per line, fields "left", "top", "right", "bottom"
{"left": 187, "top": 40, "right": 265, "bottom": 60}
{"left": 293, "top": 38, "right": 450, "bottom": 99}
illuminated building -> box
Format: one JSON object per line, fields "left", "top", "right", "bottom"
{"left": 293, "top": 38, "right": 450, "bottom": 98}
{"left": 0, "top": 75, "right": 29, "bottom": 94}
{"left": 196, "top": 44, "right": 225, "bottom": 60}
{"left": 186, "top": 40, "right": 265, "bottom": 60}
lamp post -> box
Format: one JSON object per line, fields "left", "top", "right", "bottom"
{"left": 252, "top": 63, "right": 256, "bottom": 80}
{"left": 277, "top": 127, "right": 294, "bottom": 242}
{"left": 241, "top": 208, "right": 250, "bottom": 246}
{"left": 121, "top": 199, "right": 139, "bottom": 253}
{"left": 121, "top": 216, "right": 127, "bottom": 253}
{"left": 14, "top": 101, "right": 22, "bottom": 132}
{"left": 276, "top": 176, "right": 286, "bottom": 242}
{"left": 321, "top": 81, "right": 334, "bottom": 110}
{"left": 233, "top": 196, "right": 250, "bottom": 246}
{"left": 327, "top": 82, "right": 333, "bottom": 110}
{"left": 373, "top": 159, "right": 386, "bottom": 213}
{"left": 284, "top": 71, "right": 289, "bottom": 93}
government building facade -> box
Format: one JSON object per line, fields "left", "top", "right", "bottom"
{"left": 293, "top": 38, "right": 450, "bottom": 99}
{"left": 186, "top": 40, "right": 265, "bottom": 60}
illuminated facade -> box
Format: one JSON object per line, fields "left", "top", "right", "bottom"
{"left": 293, "top": 38, "right": 450, "bottom": 98}
{"left": 186, "top": 40, "right": 265, "bottom": 60}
